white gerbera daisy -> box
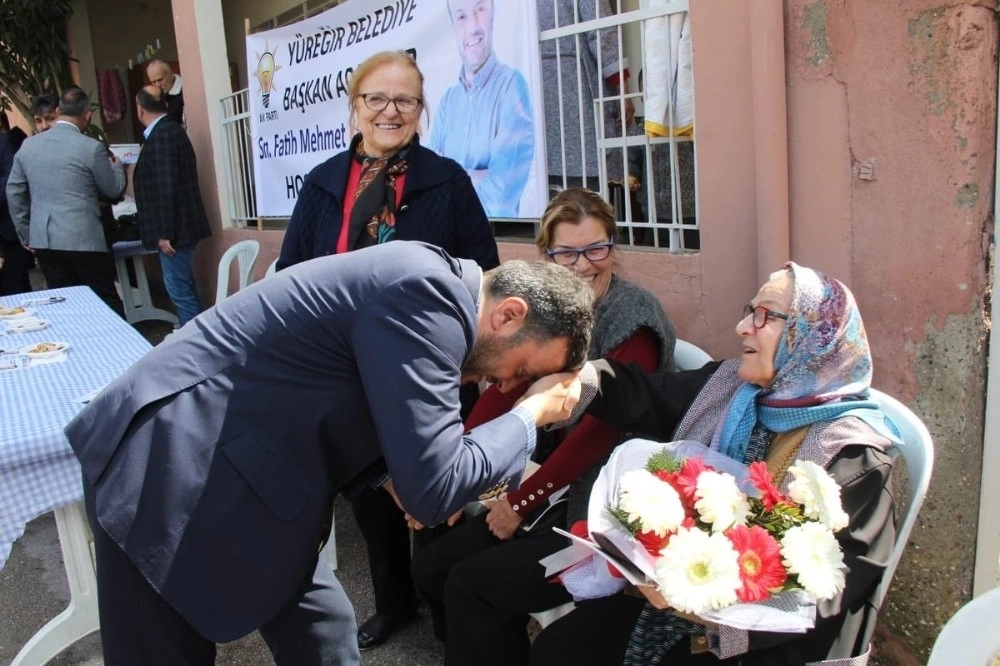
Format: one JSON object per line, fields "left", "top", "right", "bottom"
{"left": 617, "top": 469, "right": 686, "bottom": 537}
{"left": 780, "top": 522, "right": 846, "bottom": 600}
{"left": 694, "top": 470, "right": 750, "bottom": 532}
{"left": 787, "top": 460, "right": 850, "bottom": 531}
{"left": 654, "top": 527, "right": 741, "bottom": 614}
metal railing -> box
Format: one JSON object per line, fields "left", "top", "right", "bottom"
{"left": 218, "top": 0, "right": 698, "bottom": 248}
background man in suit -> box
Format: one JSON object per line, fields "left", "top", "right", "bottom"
{"left": 146, "top": 59, "right": 184, "bottom": 126}
{"left": 5, "top": 87, "right": 126, "bottom": 314}
{"left": 133, "top": 85, "right": 211, "bottom": 325}
{"left": 66, "top": 242, "right": 593, "bottom": 665}
{"left": 429, "top": 0, "right": 534, "bottom": 218}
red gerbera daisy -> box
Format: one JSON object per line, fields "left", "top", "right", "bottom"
{"left": 748, "top": 461, "right": 786, "bottom": 511}
{"left": 636, "top": 529, "right": 672, "bottom": 556}
{"left": 672, "top": 457, "right": 711, "bottom": 506}
{"left": 726, "top": 525, "right": 787, "bottom": 602}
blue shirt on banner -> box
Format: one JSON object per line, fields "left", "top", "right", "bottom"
{"left": 428, "top": 53, "right": 534, "bottom": 218}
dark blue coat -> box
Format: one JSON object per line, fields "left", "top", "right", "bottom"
{"left": 277, "top": 136, "right": 499, "bottom": 270}
{"left": 65, "top": 242, "right": 531, "bottom": 643}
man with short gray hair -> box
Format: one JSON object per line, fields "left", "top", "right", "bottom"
{"left": 6, "top": 86, "right": 126, "bottom": 314}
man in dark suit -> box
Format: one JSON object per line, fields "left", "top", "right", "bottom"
{"left": 133, "top": 85, "right": 211, "bottom": 325}
{"left": 66, "top": 242, "right": 593, "bottom": 665}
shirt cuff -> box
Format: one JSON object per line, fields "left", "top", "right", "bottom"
{"left": 509, "top": 405, "right": 537, "bottom": 469}
{"left": 370, "top": 471, "right": 392, "bottom": 490}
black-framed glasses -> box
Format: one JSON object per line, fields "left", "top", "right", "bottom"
{"left": 742, "top": 303, "right": 789, "bottom": 330}
{"left": 546, "top": 241, "right": 615, "bottom": 266}
{"left": 357, "top": 93, "right": 422, "bottom": 114}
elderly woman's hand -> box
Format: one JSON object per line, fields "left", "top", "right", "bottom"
{"left": 485, "top": 496, "right": 523, "bottom": 540}
{"left": 516, "top": 371, "right": 581, "bottom": 427}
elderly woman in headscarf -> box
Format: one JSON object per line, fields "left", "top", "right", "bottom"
{"left": 526, "top": 263, "right": 898, "bottom": 666}
{"left": 277, "top": 50, "right": 499, "bottom": 651}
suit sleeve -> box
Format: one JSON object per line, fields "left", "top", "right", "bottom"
{"left": 5, "top": 154, "right": 29, "bottom": 244}
{"left": 90, "top": 141, "right": 126, "bottom": 201}
{"left": 350, "top": 272, "right": 532, "bottom": 525}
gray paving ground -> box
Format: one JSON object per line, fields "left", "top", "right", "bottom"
{"left": 0, "top": 270, "right": 446, "bottom": 665}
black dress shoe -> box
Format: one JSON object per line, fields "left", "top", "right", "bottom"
{"left": 356, "top": 610, "right": 417, "bottom": 650}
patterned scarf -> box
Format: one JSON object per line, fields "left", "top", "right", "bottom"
{"left": 714, "top": 262, "right": 889, "bottom": 462}
{"left": 346, "top": 135, "right": 410, "bottom": 250}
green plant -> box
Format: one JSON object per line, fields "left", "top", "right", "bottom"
{"left": 0, "top": 0, "right": 75, "bottom": 128}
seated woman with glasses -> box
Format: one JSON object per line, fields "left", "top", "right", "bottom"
{"left": 524, "top": 263, "right": 898, "bottom": 666}
{"left": 277, "top": 50, "right": 500, "bottom": 651}
{"left": 410, "top": 187, "right": 677, "bottom": 664}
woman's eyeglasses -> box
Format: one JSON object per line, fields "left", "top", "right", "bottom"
{"left": 742, "top": 304, "right": 789, "bottom": 330}
{"left": 546, "top": 241, "right": 615, "bottom": 266}
{"left": 357, "top": 93, "right": 422, "bottom": 114}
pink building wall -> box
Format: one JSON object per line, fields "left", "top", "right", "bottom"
{"left": 175, "top": 1, "right": 995, "bottom": 660}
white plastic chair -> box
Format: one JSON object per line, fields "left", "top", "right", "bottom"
{"left": 926, "top": 586, "right": 1000, "bottom": 666}
{"left": 215, "top": 240, "right": 260, "bottom": 304}
{"left": 867, "top": 388, "right": 935, "bottom": 612}
{"left": 673, "top": 338, "right": 713, "bottom": 370}
{"left": 264, "top": 258, "right": 279, "bottom": 278}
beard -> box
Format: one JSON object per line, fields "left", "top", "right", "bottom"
{"left": 462, "top": 331, "right": 517, "bottom": 379}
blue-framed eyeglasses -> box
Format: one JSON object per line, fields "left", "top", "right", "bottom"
{"left": 742, "top": 303, "right": 789, "bottom": 330}
{"left": 546, "top": 241, "right": 615, "bottom": 266}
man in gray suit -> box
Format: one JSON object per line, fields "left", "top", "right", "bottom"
{"left": 6, "top": 87, "right": 126, "bottom": 313}
{"left": 66, "top": 242, "right": 593, "bottom": 665}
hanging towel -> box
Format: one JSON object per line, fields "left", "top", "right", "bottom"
{"left": 98, "top": 68, "right": 127, "bottom": 125}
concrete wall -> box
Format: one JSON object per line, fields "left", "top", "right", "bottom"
{"left": 784, "top": 0, "right": 996, "bottom": 660}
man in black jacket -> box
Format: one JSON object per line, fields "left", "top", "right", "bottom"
{"left": 134, "top": 85, "right": 211, "bottom": 326}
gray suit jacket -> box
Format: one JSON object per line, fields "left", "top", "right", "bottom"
{"left": 5, "top": 122, "right": 125, "bottom": 252}
{"left": 66, "top": 242, "right": 534, "bottom": 642}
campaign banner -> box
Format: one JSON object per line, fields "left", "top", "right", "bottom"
{"left": 247, "top": 0, "right": 547, "bottom": 219}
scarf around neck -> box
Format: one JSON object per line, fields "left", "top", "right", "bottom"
{"left": 346, "top": 134, "right": 410, "bottom": 250}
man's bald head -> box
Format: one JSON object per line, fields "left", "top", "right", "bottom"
{"left": 146, "top": 60, "right": 175, "bottom": 93}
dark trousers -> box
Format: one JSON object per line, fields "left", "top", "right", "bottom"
{"left": 35, "top": 248, "right": 123, "bottom": 316}
{"left": 528, "top": 593, "right": 646, "bottom": 666}
{"left": 84, "top": 484, "right": 361, "bottom": 665}
{"left": 410, "top": 512, "right": 574, "bottom": 666}
{"left": 349, "top": 485, "right": 418, "bottom": 618}
{"left": 0, "top": 239, "right": 32, "bottom": 295}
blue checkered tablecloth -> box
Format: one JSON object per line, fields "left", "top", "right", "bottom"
{"left": 0, "top": 286, "right": 152, "bottom": 569}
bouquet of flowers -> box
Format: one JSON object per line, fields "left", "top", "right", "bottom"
{"left": 551, "top": 439, "right": 849, "bottom": 632}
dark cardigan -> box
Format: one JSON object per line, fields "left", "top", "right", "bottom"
{"left": 277, "top": 135, "right": 499, "bottom": 270}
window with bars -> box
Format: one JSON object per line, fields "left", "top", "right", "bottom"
{"left": 226, "top": 0, "right": 698, "bottom": 249}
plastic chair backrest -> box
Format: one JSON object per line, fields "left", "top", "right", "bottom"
{"left": 868, "top": 388, "right": 935, "bottom": 612}
{"left": 264, "top": 258, "right": 278, "bottom": 278}
{"left": 926, "top": 586, "right": 1000, "bottom": 666}
{"left": 673, "top": 339, "right": 713, "bottom": 370}
{"left": 215, "top": 240, "right": 260, "bottom": 304}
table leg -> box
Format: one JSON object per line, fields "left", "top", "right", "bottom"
{"left": 10, "top": 502, "right": 100, "bottom": 666}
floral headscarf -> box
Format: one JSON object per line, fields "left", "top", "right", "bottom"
{"left": 714, "top": 262, "right": 892, "bottom": 462}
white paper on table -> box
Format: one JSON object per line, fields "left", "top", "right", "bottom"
{"left": 28, "top": 353, "right": 68, "bottom": 367}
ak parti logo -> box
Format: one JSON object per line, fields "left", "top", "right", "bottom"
{"left": 253, "top": 42, "right": 282, "bottom": 109}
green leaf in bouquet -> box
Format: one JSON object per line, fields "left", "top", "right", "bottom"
{"left": 608, "top": 505, "right": 642, "bottom": 536}
{"left": 748, "top": 500, "right": 806, "bottom": 538}
{"left": 645, "top": 448, "right": 685, "bottom": 475}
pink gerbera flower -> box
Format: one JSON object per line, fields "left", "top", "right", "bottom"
{"left": 748, "top": 461, "right": 786, "bottom": 511}
{"left": 726, "top": 525, "right": 787, "bottom": 602}
{"left": 673, "top": 457, "right": 710, "bottom": 506}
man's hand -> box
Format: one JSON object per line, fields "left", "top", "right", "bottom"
{"left": 485, "top": 497, "right": 523, "bottom": 540}
{"left": 0, "top": 257, "right": 5, "bottom": 270}
{"left": 405, "top": 507, "right": 464, "bottom": 531}
{"left": 158, "top": 239, "right": 176, "bottom": 257}
{"left": 516, "top": 371, "right": 582, "bottom": 427}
